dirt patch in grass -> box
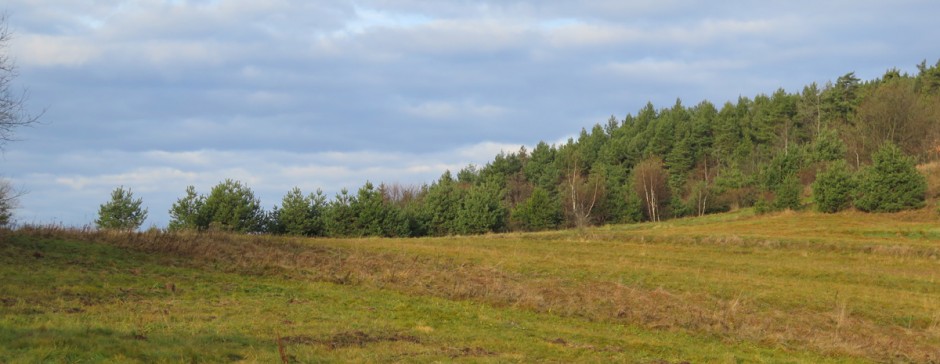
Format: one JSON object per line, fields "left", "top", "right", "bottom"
{"left": 547, "top": 337, "right": 625, "bottom": 353}
{"left": 445, "top": 346, "right": 497, "bottom": 358}
{"left": 283, "top": 331, "right": 421, "bottom": 350}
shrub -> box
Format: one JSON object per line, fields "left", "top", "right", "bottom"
{"left": 855, "top": 143, "right": 927, "bottom": 212}
{"left": 753, "top": 197, "right": 771, "bottom": 215}
{"left": 96, "top": 186, "right": 148, "bottom": 230}
{"left": 812, "top": 160, "right": 856, "bottom": 213}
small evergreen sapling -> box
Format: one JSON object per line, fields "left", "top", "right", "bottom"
{"left": 812, "top": 160, "right": 856, "bottom": 213}
{"left": 511, "top": 187, "right": 560, "bottom": 231}
{"left": 96, "top": 186, "right": 148, "bottom": 230}
{"left": 772, "top": 175, "right": 802, "bottom": 211}
{"left": 855, "top": 143, "right": 927, "bottom": 212}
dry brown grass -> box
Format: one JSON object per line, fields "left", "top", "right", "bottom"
{"left": 919, "top": 161, "right": 940, "bottom": 199}
{"left": 12, "top": 219, "right": 940, "bottom": 362}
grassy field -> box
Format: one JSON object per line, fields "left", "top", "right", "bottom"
{"left": 2, "top": 209, "right": 939, "bottom": 363}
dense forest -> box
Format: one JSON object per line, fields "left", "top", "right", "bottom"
{"left": 97, "top": 60, "right": 940, "bottom": 235}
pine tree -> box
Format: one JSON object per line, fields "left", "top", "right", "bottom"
{"left": 422, "top": 171, "right": 465, "bottom": 236}
{"left": 855, "top": 143, "right": 927, "bottom": 212}
{"left": 275, "top": 187, "right": 325, "bottom": 236}
{"left": 323, "top": 188, "right": 356, "bottom": 237}
{"left": 511, "top": 187, "right": 561, "bottom": 231}
{"left": 456, "top": 182, "right": 507, "bottom": 234}
{"left": 168, "top": 185, "right": 206, "bottom": 231}
{"left": 96, "top": 186, "right": 148, "bottom": 231}
{"left": 524, "top": 141, "right": 560, "bottom": 193}
{"left": 201, "top": 179, "right": 264, "bottom": 232}
{"left": 350, "top": 182, "right": 386, "bottom": 236}
{"left": 772, "top": 175, "right": 802, "bottom": 211}
{"left": 812, "top": 160, "right": 856, "bottom": 213}
{"left": 762, "top": 150, "right": 803, "bottom": 192}
{"left": 807, "top": 128, "right": 846, "bottom": 163}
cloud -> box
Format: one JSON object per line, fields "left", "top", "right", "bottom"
{"left": 402, "top": 100, "right": 509, "bottom": 120}
{"left": 54, "top": 168, "right": 200, "bottom": 191}
{"left": 598, "top": 58, "right": 749, "bottom": 83}
{"left": 13, "top": 34, "right": 100, "bottom": 67}
{"left": 455, "top": 141, "right": 528, "bottom": 161}
{"left": 545, "top": 23, "right": 643, "bottom": 48}
{"left": 378, "top": 19, "right": 531, "bottom": 55}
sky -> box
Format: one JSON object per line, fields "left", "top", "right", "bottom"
{"left": 3, "top": 0, "right": 940, "bottom": 227}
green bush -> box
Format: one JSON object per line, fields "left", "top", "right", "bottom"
{"left": 855, "top": 143, "right": 927, "bottom": 212}
{"left": 753, "top": 197, "right": 771, "bottom": 215}
{"left": 812, "top": 160, "right": 856, "bottom": 213}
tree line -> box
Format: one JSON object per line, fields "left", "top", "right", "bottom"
{"left": 97, "top": 60, "right": 940, "bottom": 233}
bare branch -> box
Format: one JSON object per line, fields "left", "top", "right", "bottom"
{"left": 0, "top": 13, "right": 41, "bottom": 148}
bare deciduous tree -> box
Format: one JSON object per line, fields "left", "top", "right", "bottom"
{"left": 688, "top": 156, "right": 718, "bottom": 217}
{"left": 1, "top": 15, "right": 39, "bottom": 147}
{"left": 379, "top": 182, "right": 423, "bottom": 207}
{"left": 0, "top": 178, "right": 22, "bottom": 226}
{"left": 633, "top": 157, "right": 670, "bottom": 222}
{"left": 851, "top": 79, "right": 940, "bottom": 164}
{"left": 562, "top": 160, "right": 604, "bottom": 229}
{"left": 0, "top": 15, "right": 38, "bottom": 225}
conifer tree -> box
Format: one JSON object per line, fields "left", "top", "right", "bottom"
{"left": 812, "top": 160, "right": 856, "bottom": 213}
{"left": 323, "top": 189, "right": 356, "bottom": 237}
{"left": 422, "top": 171, "right": 465, "bottom": 236}
{"left": 855, "top": 143, "right": 927, "bottom": 212}
{"left": 511, "top": 187, "right": 561, "bottom": 231}
{"left": 456, "top": 182, "right": 507, "bottom": 234}
{"left": 201, "top": 179, "right": 264, "bottom": 232}
{"left": 168, "top": 185, "right": 206, "bottom": 231}
{"left": 275, "top": 187, "right": 325, "bottom": 236}
{"left": 772, "top": 175, "right": 802, "bottom": 211}
{"left": 96, "top": 186, "right": 148, "bottom": 231}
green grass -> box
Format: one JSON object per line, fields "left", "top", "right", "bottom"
{"left": 3, "top": 209, "right": 940, "bottom": 362}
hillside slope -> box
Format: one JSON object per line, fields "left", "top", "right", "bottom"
{"left": 3, "top": 209, "right": 939, "bottom": 362}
